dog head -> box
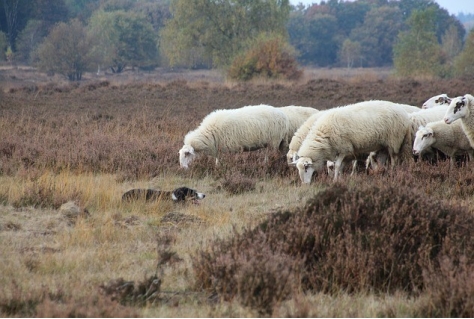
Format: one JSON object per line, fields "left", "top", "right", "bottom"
{"left": 172, "top": 187, "right": 205, "bottom": 203}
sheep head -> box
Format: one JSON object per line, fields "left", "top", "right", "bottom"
{"left": 413, "top": 126, "right": 434, "bottom": 156}
{"left": 422, "top": 93, "right": 451, "bottom": 109}
{"left": 444, "top": 95, "right": 469, "bottom": 124}
{"left": 296, "top": 157, "right": 315, "bottom": 184}
{"left": 178, "top": 145, "right": 196, "bottom": 169}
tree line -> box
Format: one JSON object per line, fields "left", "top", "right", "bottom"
{"left": 0, "top": 0, "right": 473, "bottom": 81}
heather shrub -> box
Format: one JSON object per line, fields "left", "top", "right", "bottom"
{"left": 292, "top": 184, "right": 474, "bottom": 293}
{"left": 0, "top": 282, "right": 138, "bottom": 318}
{"left": 227, "top": 33, "right": 302, "bottom": 81}
{"left": 421, "top": 256, "right": 474, "bottom": 317}
{"left": 99, "top": 275, "right": 161, "bottom": 307}
{"left": 11, "top": 181, "right": 80, "bottom": 209}
{"left": 221, "top": 172, "right": 256, "bottom": 195}
{"left": 193, "top": 226, "right": 302, "bottom": 315}
{"left": 193, "top": 183, "right": 474, "bottom": 313}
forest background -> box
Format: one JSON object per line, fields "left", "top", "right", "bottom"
{"left": 0, "top": 0, "right": 474, "bottom": 81}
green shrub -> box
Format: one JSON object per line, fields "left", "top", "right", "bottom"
{"left": 454, "top": 30, "right": 474, "bottom": 77}
{"left": 227, "top": 33, "right": 302, "bottom": 81}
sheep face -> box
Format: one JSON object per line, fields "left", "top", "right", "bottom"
{"left": 413, "top": 126, "right": 434, "bottom": 156}
{"left": 422, "top": 94, "right": 451, "bottom": 109}
{"left": 178, "top": 145, "right": 196, "bottom": 169}
{"left": 444, "top": 96, "right": 468, "bottom": 124}
{"left": 296, "top": 157, "right": 321, "bottom": 184}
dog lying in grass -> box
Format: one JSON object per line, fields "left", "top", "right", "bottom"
{"left": 122, "top": 187, "right": 205, "bottom": 204}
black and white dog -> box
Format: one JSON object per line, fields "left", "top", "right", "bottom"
{"left": 122, "top": 187, "right": 205, "bottom": 204}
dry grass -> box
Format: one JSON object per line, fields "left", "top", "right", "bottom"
{"left": 1, "top": 66, "right": 474, "bottom": 316}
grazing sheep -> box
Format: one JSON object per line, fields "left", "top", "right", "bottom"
{"left": 295, "top": 101, "right": 411, "bottom": 183}
{"left": 422, "top": 94, "right": 451, "bottom": 109}
{"left": 278, "top": 106, "right": 319, "bottom": 149}
{"left": 179, "top": 104, "right": 288, "bottom": 169}
{"left": 288, "top": 109, "right": 372, "bottom": 169}
{"left": 286, "top": 111, "right": 326, "bottom": 164}
{"left": 408, "top": 105, "right": 451, "bottom": 148}
{"left": 444, "top": 94, "right": 474, "bottom": 147}
{"left": 408, "top": 105, "right": 452, "bottom": 159}
{"left": 294, "top": 102, "right": 418, "bottom": 172}
{"left": 413, "top": 120, "right": 473, "bottom": 168}
{"left": 367, "top": 105, "right": 449, "bottom": 170}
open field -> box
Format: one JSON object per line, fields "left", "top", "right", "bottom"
{"left": 1, "top": 66, "right": 474, "bottom": 317}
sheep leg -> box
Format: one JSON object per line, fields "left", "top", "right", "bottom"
{"left": 365, "top": 152, "right": 376, "bottom": 172}
{"left": 334, "top": 156, "right": 345, "bottom": 181}
{"left": 387, "top": 149, "right": 399, "bottom": 169}
{"left": 468, "top": 151, "right": 474, "bottom": 163}
{"left": 350, "top": 160, "right": 358, "bottom": 176}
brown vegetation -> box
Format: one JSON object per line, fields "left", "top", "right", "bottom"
{"left": 1, "top": 67, "right": 474, "bottom": 317}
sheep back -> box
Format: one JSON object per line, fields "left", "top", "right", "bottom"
{"left": 409, "top": 105, "right": 448, "bottom": 134}
{"left": 279, "top": 106, "right": 319, "bottom": 144}
{"left": 400, "top": 104, "right": 421, "bottom": 113}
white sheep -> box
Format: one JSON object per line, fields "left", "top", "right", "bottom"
{"left": 413, "top": 120, "right": 473, "bottom": 169}
{"left": 286, "top": 111, "right": 325, "bottom": 164}
{"left": 444, "top": 94, "right": 474, "bottom": 148}
{"left": 287, "top": 109, "right": 362, "bottom": 176}
{"left": 400, "top": 103, "right": 422, "bottom": 113}
{"left": 278, "top": 105, "right": 319, "bottom": 149}
{"left": 178, "top": 104, "right": 288, "bottom": 169}
{"left": 282, "top": 108, "right": 354, "bottom": 176}
{"left": 422, "top": 94, "right": 451, "bottom": 109}
{"left": 297, "top": 102, "right": 418, "bottom": 172}
{"left": 295, "top": 100, "right": 411, "bottom": 183}
{"left": 367, "top": 104, "right": 450, "bottom": 170}
{"left": 408, "top": 105, "right": 450, "bottom": 144}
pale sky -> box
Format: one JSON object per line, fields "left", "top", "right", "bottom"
{"left": 289, "top": 0, "right": 474, "bottom": 15}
